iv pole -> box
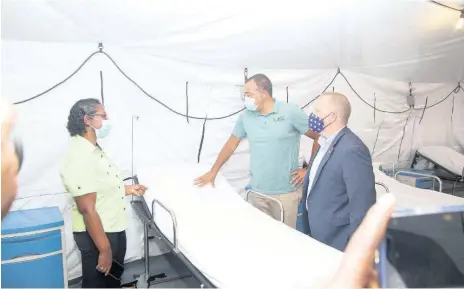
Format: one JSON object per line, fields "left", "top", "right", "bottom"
{"left": 128, "top": 115, "right": 151, "bottom": 288}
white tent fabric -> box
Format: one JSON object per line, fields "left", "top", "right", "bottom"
{"left": 2, "top": 0, "right": 464, "bottom": 281}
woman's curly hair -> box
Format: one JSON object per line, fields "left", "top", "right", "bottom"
{"left": 66, "top": 98, "right": 101, "bottom": 136}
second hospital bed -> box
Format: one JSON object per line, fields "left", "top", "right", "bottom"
{"left": 374, "top": 167, "right": 464, "bottom": 211}
{"left": 134, "top": 164, "right": 343, "bottom": 288}
{"left": 412, "top": 146, "right": 464, "bottom": 183}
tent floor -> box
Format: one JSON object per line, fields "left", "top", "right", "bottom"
{"left": 69, "top": 252, "right": 203, "bottom": 288}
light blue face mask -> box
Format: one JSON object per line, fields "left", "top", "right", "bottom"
{"left": 244, "top": 97, "right": 257, "bottom": 111}
{"left": 91, "top": 119, "right": 112, "bottom": 139}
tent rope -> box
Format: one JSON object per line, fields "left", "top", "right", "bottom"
{"left": 428, "top": 0, "right": 462, "bottom": 12}
{"left": 11, "top": 49, "right": 463, "bottom": 119}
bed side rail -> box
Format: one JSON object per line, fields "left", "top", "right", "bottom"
{"left": 394, "top": 170, "right": 443, "bottom": 192}
{"left": 151, "top": 198, "right": 179, "bottom": 253}
{"left": 245, "top": 190, "right": 284, "bottom": 223}
{"left": 375, "top": 181, "right": 390, "bottom": 193}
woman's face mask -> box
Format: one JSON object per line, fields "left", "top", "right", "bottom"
{"left": 89, "top": 114, "right": 112, "bottom": 139}
{"left": 93, "top": 119, "right": 112, "bottom": 139}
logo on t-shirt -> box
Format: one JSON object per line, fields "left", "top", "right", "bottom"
{"left": 273, "top": 115, "right": 286, "bottom": 123}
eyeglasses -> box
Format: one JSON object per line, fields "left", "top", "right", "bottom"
{"left": 89, "top": 113, "right": 108, "bottom": 119}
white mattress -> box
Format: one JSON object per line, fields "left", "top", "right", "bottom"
{"left": 418, "top": 146, "right": 464, "bottom": 176}
{"left": 374, "top": 168, "right": 464, "bottom": 211}
{"left": 138, "top": 164, "right": 342, "bottom": 288}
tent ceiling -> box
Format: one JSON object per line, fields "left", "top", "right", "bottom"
{"left": 2, "top": 0, "right": 464, "bottom": 83}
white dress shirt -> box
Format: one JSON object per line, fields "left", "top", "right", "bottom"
{"left": 306, "top": 127, "right": 344, "bottom": 209}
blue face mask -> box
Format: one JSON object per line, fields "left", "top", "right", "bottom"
{"left": 308, "top": 113, "right": 330, "bottom": 133}
{"left": 244, "top": 97, "right": 258, "bottom": 111}
{"left": 91, "top": 119, "right": 112, "bottom": 139}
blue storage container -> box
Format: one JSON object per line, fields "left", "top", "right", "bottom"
{"left": 396, "top": 169, "right": 436, "bottom": 189}
{"left": 1, "top": 207, "right": 67, "bottom": 288}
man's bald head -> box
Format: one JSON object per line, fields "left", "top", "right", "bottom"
{"left": 313, "top": 92, "right": 351, "bottom": 135}
{"left": 317, "top": 92, "right": 351, "bottom": 124}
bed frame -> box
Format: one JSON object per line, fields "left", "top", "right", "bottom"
{"left": 124, "top": 176, "right": 215, "bottom": 288}
{"left": 411, "top": 151, "right": 464, "bottom": 194}
{"left": 245, "top": 190, "right": 284, "bottom": 222}
{"left": 375, "top": 181, "right": 390, "bottom": 194}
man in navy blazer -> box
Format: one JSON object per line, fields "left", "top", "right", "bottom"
{"left": 301, "top": 92, "right": 376, "bottom": 251}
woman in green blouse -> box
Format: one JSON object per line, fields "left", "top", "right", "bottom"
{"left": 60, "top": 98, "right": 148, "bottom": 288}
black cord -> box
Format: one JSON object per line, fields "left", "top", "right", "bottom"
{"left": 419, "top": 97, "right": 428, "bottom": 124}
{"left": 197, "top": 116, "right": 207, "bottom": 163}
{"left": 397, "top": 109, "right": 413, "bottom": 163}
{"left": 339, "top": 71, "right": 412, "bottom": 114}
{"left": 413, "top": 84, "right": 461, "bottom": 110}
{"left": 302, "top": 69, "right": 340, "bottom": 109}
{"left": 371, "top": 119, "right": 385, "bottom": 157}
{"left": 12, "top": 48, "right": 462, "bottom": 120}
{"left": 186, "top": 81, "right": 190, "bottom": 123}
{"left": 100, "top": 71, "right": 105, "bottom": 106}
{"left": 13, "top": 51, "right": 100, "bottom": 105}
{"left": 451, "top": 92, "right": 457, "bottom": 122}
{"left": 373, "top": 93, "right": 377, "bottom": 123}
{"left": 102, "top": 51, "right": 245, "bottom": 120}
{"left": 428, "top": 0, "right": 462, "bottom": 12}
{"left": 407, "top": 115, "right": 417, "bottom": 161}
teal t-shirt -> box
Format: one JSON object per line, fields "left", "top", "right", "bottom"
{"left": 233, "top": 101, "right": 309, "bottom": 194}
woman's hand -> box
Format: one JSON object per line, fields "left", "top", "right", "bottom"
{"left": 125, "top": 184, "right": 148, "bottom": 196}
{"left": 97, "top": 247, "right": 113, "bottom": 275}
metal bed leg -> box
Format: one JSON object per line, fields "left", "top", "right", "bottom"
{"left": 133, "top": 223, "right": 150, "bottom": 288}
{"left": 144, "top": 223, "right": 150, "bottom": 281}
{"left": 245, "top": 190, "right": 285, "bottom": 223}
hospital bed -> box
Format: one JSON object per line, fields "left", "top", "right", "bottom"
{"left": 131, "top": 164, "right": 342, "bottom": 288}
{"left": 412, "top": 146, "right": 464, "bottom": 194}
{"left": 124, "top": 176, "right": 213, "bottom": 288}
{"left": 374, "top": 168, "right": 464, "bottom": 211}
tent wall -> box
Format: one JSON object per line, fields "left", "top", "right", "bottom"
{"left": 2, "top": 40, "right": 463, "bottom": 279}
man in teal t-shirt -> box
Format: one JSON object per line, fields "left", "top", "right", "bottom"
{"left": 195, "top": 74, "right": 319, "bottom": 229}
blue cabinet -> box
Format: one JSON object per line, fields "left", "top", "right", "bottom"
{"left": 1, "top": 207, "right": 67, "bottom": 288}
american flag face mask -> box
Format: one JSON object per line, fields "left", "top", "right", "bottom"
{"left": 308, "top": 112, "right": 331, "bottom": 133}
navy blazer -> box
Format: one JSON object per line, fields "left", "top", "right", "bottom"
{"left": 301, "top": 127, "right": 376, "bottom": 251}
